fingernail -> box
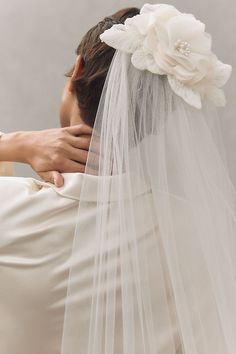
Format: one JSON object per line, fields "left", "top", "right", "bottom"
{"left": 54, "top": 179, "right": 60, "bottom": 188}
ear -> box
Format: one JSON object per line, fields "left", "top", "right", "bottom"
{"left": 68, "top": 55, "right": 84, "bottom": 93}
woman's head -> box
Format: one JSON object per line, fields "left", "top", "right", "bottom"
{"left": 60, "top": 7, "right": 140, "bottom": 128}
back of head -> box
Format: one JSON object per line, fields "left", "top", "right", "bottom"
{"left": 68, "top": 7, "right": 140, "bottom": 127}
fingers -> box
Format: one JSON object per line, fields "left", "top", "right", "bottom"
{"left": 61, "top": 159, "right": 85, "bottom": 173}
{"left": 64, "top": 124, "right": 93, "bottom": 137}
{"left": 66, "top": 146, "right": 88, "bottom": 165}
{"left": 67, "top": 135, "right": 91, "bottom": 150}
{"left": 38, "top": 171, "right": 64, "bottom": 187}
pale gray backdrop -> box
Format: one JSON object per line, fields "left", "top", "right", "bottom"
{"left": 0, "top": 0, "right": 235, "bottom": 179}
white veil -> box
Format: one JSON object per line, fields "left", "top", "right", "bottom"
{"left": 61, "top": 5, "right": 236, "bottom": 354}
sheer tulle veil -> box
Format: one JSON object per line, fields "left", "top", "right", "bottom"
{"left": 61, "top": 4, "right": 236, "bottom": 354}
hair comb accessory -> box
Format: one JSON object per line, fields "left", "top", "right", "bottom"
{"left": 100, "top": 3, "right": 232, "bottom": 109}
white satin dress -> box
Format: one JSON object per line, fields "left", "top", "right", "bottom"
{"left": 0, "top": 161, "right": 182, "bottom": 354}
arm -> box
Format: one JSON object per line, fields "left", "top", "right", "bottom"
{"left": 0, "top": 124, "right": 92, "bottom": 186}
{"left": 0, "top": 131, "right": 29, "bottom": 163}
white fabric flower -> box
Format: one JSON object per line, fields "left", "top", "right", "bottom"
{"left": 100, "top": 3, "right": 232, "bottom": 109}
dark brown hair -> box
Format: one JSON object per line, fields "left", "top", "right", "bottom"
{"left": 67, "top": 7, "right": 140, "bottom": 127}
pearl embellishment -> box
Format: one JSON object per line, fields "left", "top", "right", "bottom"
{"left": 175, "top": 39, "right": 191, "bottom": 57}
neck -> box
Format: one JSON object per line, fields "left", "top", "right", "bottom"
{"left": 69, "top": 101, "right": 84, "bottom": 126}
{"left": 70, "top": 115, "right": 84, "bottom": 126}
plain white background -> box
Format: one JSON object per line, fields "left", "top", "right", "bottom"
{"left": 0, "top": 0, "right": 235, "bottom": 179}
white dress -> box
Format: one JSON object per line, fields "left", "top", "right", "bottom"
{"left": 0, "top": 165, "right": 181, "bottom": 354}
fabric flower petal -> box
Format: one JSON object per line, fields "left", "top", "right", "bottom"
{"left": 100, "top": 24, "right": 141, "bottom": 53}
{"left": 212, "top": 60, "right": 232, "bottom": 88}
{"left": 167, "top": 14, "right": 206, "bottom": 45}
{"left": 125, "top": 13, "right": 155, "bottom": 36}
{"left": 141, "top": 3, "right": 180, "bottom": 20}
{"left": 168, "top": 75, "right": 202, "bottom": 109}
{"left": 131, "top": 49, "right": 165, "bottom": 75}
{"left": 205, "top": 86, "right": 227, "bottom": 107}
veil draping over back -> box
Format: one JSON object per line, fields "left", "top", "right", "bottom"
{"left": 61, "top": 4, "right": 236, "bottom": 354}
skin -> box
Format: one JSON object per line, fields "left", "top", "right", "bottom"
{"left": 0, "top": 55, "right": 90, "bottom": 187}
{"left": 60, "top": 56, "right": 85, "bottom": 128}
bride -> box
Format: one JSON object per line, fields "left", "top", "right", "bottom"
{"left": 1, "top": 4, "right": 236, "bottom": 354}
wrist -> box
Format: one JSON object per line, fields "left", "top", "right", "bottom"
{"left": 0, "top": 131, "right": 32, "bottom": 163}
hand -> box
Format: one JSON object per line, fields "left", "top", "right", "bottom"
{"left": 24, "top": 124, "right": 92, "bottom": 187}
